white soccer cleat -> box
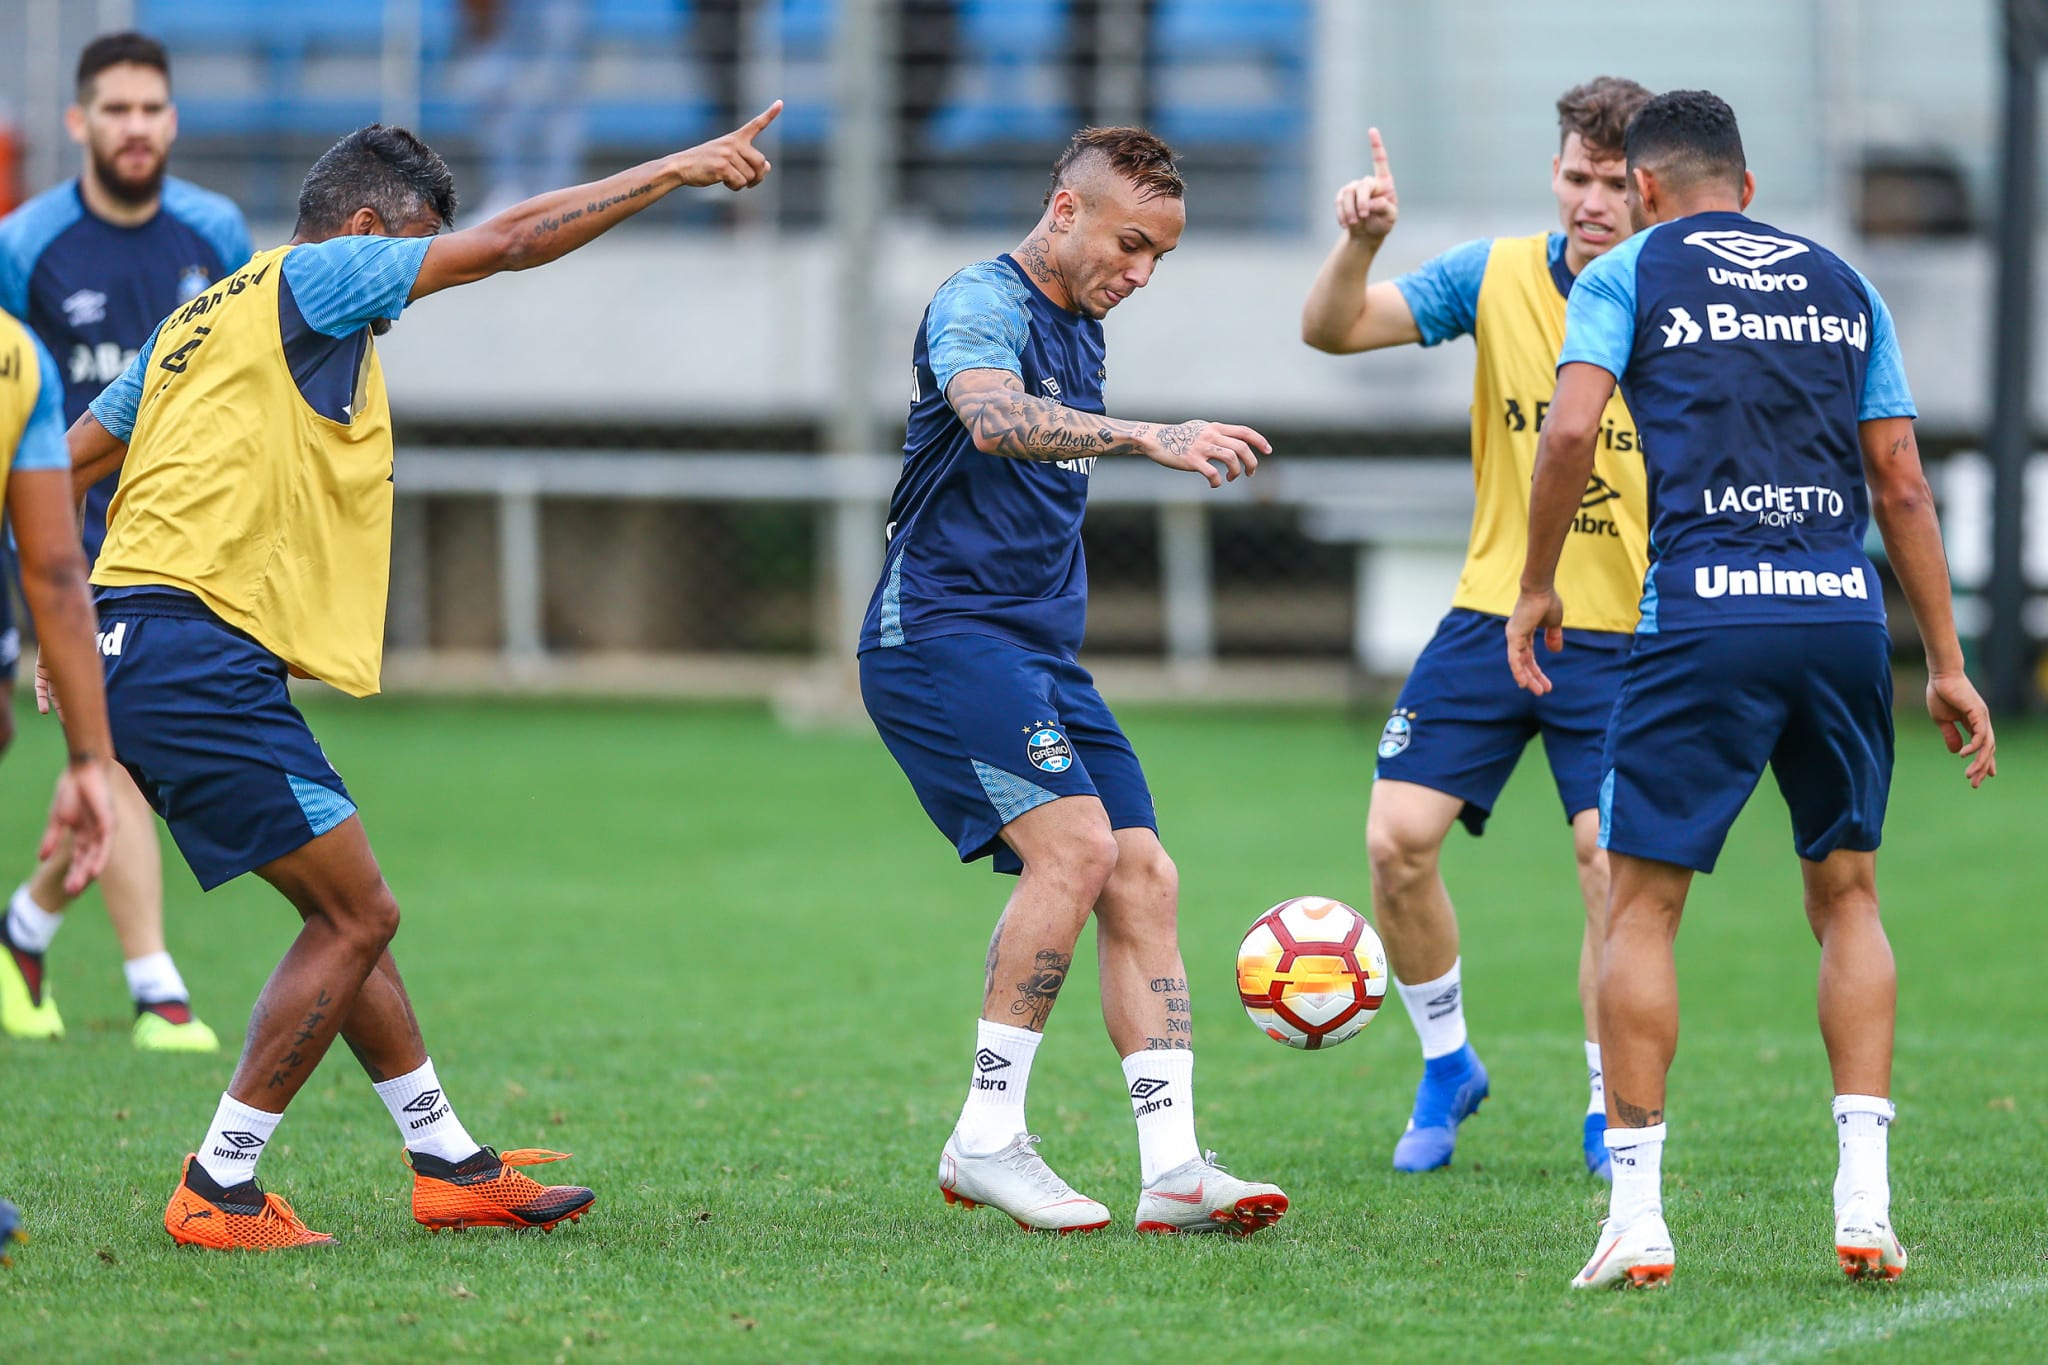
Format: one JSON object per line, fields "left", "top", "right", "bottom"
{"left": 1571, "top": 1212, "right": 1676, "bottom": 1290}
{"left": 1835, "top": 1199, "right": 1906, "bottom": 1281}
{"left": 937, "top": 1133, "right": 1110, "bottom": 1234}
{"left": 1134, "top": 1151, "right": 1288, "bottom": 1236}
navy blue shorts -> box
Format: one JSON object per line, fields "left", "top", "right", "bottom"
{"left": 860, "top": 633, "right": 1157, "bottom": 875}
{"left": 1599, "top": 623, "right": 1893, "bottom": 874}
{"left": 1375, "top": 608, "right": 1632, "bottom": 835}
{"left": 97, "top": 588, "right": 358, "bottom": 890}
{"left": 0, "top": 541, "right": 18, "bottom": 686}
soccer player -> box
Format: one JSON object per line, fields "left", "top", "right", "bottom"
{"left": 0, "top": 311, "right": 117, "bottom": 956}
{"left": 69, "top": 104, "right": 783, "bottom": 1250}
{"left": 1508, "top": 90, "right": 1995, "bottom": 1289}
{"left": 860, "top": 127, "right": 1287, "bottom": 1236}
{"left": 0, "top": 32, "right": 249, "bottom": 1050}
{"left": 1299, "top": 77, "right": 1653, "bottom": 1177}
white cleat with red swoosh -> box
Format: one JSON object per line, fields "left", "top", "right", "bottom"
{"left": 938, "top": 1133, "right": 1110, "bottom": 1233}
{"left": 1571, "top": 1212, "right": 1676, "bottom": 1289}
{"left": 1135, "top": 1152, "right": 1288, "bottom": 1236}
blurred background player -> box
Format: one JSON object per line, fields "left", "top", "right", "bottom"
{"left": 0, "top": 31, "right": 248, "bottom": 1051}
{"left": 860, "top": 128, "right": 1287, "bottom": 1237}
{"left": 0, "top": 301, "right": 118, "bottom": 1045}
{"left": 72, "top": 104, "right": 782, "bottom": 1249}
{"left": 1299, "top": 77, "right": 1653, "bottom": 1177}
{"left": 1509, "top": 89, "right": 1995, "bottom": 1289}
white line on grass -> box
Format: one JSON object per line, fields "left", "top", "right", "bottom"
{"left": 1699, "top": 1278, "right": 2048, "bottom": 1365}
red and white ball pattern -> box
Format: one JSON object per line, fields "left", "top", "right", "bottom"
{"left": 1236, "top": 896, "right": 1388, "bottom": 1050}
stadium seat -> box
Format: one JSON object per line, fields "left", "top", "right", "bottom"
{"left": 927, "top": 0, "right": 1076, "bottom": 152}
{"left": 1149, "top": 0, "right": 1309, "bottom": 146}
{"left": 770, "top": 0, "right": 836, "bottom": 146}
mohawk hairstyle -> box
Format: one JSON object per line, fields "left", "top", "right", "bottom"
{"left": 294, "top": 124, "right": 458, "bottom": 237}
{"left": 1556, "top": 76, "right": 1654, "bottom": 159}
{"left": 1045, "top": 127, "right": 1185, "bottom": 206}
{"left": 1624, "top": 90, "right": 1747, "bottom": 192}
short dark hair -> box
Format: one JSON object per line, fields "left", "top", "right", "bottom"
{"left": 76, "top": 31, "right": 170, "bottom": 102}
{"left": 1557, "top": 76, "right": 1653, "bottom": 160}
{"left": 1045, "top": 126, "right": 1185, "bottom": 206}
{"left": 1625, "top": 90, "right": 1746, "bottom": 192}
{"left": 294, "top": 125, "right": 458, "bottom": 237}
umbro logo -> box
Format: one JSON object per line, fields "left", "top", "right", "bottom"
{"left": 1581, "top": 474, "right": 1622, "bottom": 509}
{"left": 1129, "top": 1078, "right": 1169, "bottom": 1100}
{"left": 62, "top": 289, "right": 107, "bottom": 326}
{"left": 401, "top": 1090, "right": 444, "bottom": 1114}
{"left": 1040, "top": 376, "right": 1062, "bottom": 398}
{"left": 1683, "top": 229, "right": 1810, "bottom": 270}
{"left": 217, "top": 1130, "right": 265, "bottom": 1149}
{"left": 1424, "top": 985, "right": 1460, "bottom": 1021}
{"left": 973, "top": 1050, "right": 1010, "bottom": 1073}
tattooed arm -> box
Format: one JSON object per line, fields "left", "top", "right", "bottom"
{"left": 409, "top": 101, "right": 782, "bottom": 300}
{"left": 946, "top": 368, "right": 1270, "bottom": 489}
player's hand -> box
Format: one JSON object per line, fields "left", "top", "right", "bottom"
{"left": 32, "top": 657, "right": 57, "bottom": 719}
{"left": 1334, "top": 128, "right": 1399, "bottom": 244}
{"left": 43, "top": 758, "right": 113, "bottom": 895}
{"left": 1147, "top": 421, "right": 1270, "bottom": 488}
{"left": 1927, "top": 671, "right": 1996, "bottom": 788}
{"left": 1506, "top": 586, "right": 1566, "bottom": 694}
{"left": 674, "top": 100, "right": 781, "bottom": 191}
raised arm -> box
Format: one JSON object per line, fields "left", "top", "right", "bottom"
{"left": 1507, "top": 361, "right": 1617, "bottom": 694}
{"left": 944, "top": 368, "right": 1268, "bottom": 489}
{"left": 8, "top": 465, "right": 115, "bottom": 891}
{"left": 1860, "top": 416, "right": 1994, "bottom": 785}
{"left": 409, "top": 101, "right": 782, "bottom": 300}
{"left": 1300, "top": 129, "right": 1425, "bottom": 354}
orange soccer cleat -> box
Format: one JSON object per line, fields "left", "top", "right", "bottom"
{"left": 164, "top": 1156, "right": 337, "bottom": 1250}
{"left": 408, "top": 1147, "right": 595, "bottom": 1232}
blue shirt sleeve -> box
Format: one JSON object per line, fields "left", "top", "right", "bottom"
{"left": 1390, "top": 238, "right": 1492, "bottom": 347}
{"left": 87, "top": 318, "right": 163, "bottom": 442}
{"left": 164, "top": 177, "right": 254, "bottom": 273}
{"left": 1558, "top": 234, "right": 1645, "bottom": 379}
{"left": 927, "top": 262, "right": 1032, "bottom": 394}
{"left": 280, "top": 235, "right": 434, "bottom": 338}
{"left": 1854, "top": 270, "right": 1916, "bottom": 421}
{"left": 11, "top": 337, "right": 69, "bottom": 472}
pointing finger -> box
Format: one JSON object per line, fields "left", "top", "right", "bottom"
{"left": 740, "top": 99, "right": 784, "bottom": 139}
{"left": 1369, "top": 126, "right": 1393, "bottom": 187}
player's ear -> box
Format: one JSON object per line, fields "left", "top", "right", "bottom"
{"left": 63, "top": 104, "right": 86, "bottom": 146}
{"left": 1737, "top": 169, "right": 1756, "bottom": 211}
{"left": 346, "top": 206, "right": 385, "bottom": 238}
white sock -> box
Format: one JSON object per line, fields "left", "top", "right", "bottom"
{"left": 372, "top": 1059, "right": 480, "bottom": 1163}
{"left": 953, "top": 1020, "right": 1040, "bottom": 1154}
{"left": 1832, "top": 1094, "right": 1894, "bottom": 1217}
{"left": 1605, "top": 1121, "right": 1667, "bottom": 1226}
{"left": 1121, "top": 1050, "right": 1201, "bottom": 1184}
{"left": 1394, "top": 958, "right": 1468, "bottom": 1060}
{"left": 196, "top": 1091, "right": 283, "bottom": 1186}
{"left": 123, "top": 951, "right": 189, "bottom": 1005}
{"left": 5, "top": 884, "right": 63, "bottom": 954}
{"left": 1585, "top": 1041, "right": 1606, "bottom": 1117}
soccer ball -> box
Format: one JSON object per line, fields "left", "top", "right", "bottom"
{"left": 1236, "top": 897, "right": 1388, "bottom": 1050}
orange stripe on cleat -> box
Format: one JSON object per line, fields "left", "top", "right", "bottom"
{"left": 1623, "top": 1264, "right": 1675, "bottom": 1289}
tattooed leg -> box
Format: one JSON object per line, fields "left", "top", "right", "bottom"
{"left": 224, "top": 817, "right": 405, "bottom": 1109}
{"left": 982, "top": 796, "right": 1120, "bottom": 1031}
{"left": 1092, "top": 829, "right": 1190, "bottom": 1056}
{"left": 1598, "top": 853, "right": 1693, "bottom": 1130}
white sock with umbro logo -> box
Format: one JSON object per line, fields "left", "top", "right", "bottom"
{"left": 954, "top": 1020, "right": 1040, "bottom": 1154}
{"left": 1122, "top": 1049, "right": 1200, "bottom": 1184}
{"left": 373, "top": 1059, "right": 479, "bottom": 1163}
{"left": 196, "top": 1091, "right": 282, "bottom": 1186}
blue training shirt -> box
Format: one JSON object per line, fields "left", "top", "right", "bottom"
{"left": 0, "top": 176, "right": 250, "bottom": 558}
{"left": 91, "top": 234, "right": 433, "bottom": 442}
{"left": 858, "top": 255, "right": 1109, "bottom": 661}
{"left": 1558, "top": 210, "right": 1915, "bottom": 633}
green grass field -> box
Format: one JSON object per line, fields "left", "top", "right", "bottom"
{"left": 0, "top": 696, "right": 2041, "bottom": 1362}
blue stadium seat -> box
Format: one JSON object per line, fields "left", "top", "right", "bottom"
{"left": 1150, "top": 0, "right": 1308, "bottom": 146}
{"left": 928, "top": 0, "right": 1075, "bottom": 152}
{"left": 589, "top": 0, "right": 691, "bottom": 44}
{"left": 769, "top": 0, "right": 836, "bottom": 146}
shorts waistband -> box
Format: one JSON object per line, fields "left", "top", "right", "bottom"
{"left": 93, "top": 586, "right": 230, "bottom": 625}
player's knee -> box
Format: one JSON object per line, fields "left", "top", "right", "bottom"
{"left": 1803, "top": 882, "right": 1879, "bottom": 939}
{"left": 1106, "top": 841, "right": 1178, "bottom": 922}
{"left": 1365, "top": 819, "right": 1437, "bottom": 902}
{"left": 333, "top": 880, "right": 401, "bottom": 954}
{"left": 1062, "top": 826, "right": 1122, "bottom": 900}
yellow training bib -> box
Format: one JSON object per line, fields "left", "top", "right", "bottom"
{"left": 1453, "top": 233, "right": 1648, "bottom": 634}
{"left": 93, "top": 244, "right": 396, "bottom": 697}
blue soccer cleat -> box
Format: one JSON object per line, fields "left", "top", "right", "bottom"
{"left": 1391, "top": 1043, "right": 1490, "bottom": 1172}
{"left": 0, "top": 1199, "right": 23, "bottom": 1265}
{"left": 1584, "top": 1113, "right": 1612, "bottom": 1181}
